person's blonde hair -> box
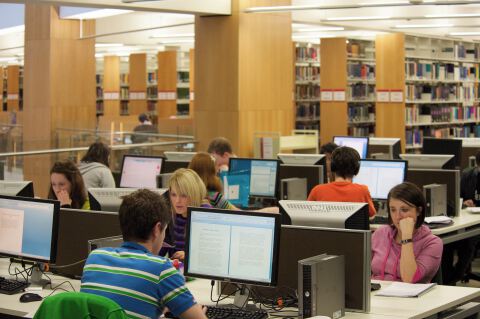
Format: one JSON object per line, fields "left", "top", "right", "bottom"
{"left": 168, "top": 168, "right": 207, "bottom": 207}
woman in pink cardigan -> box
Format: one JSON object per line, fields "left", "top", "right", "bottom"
{"left": 371, "top": 182, "right": 443, "bottom": 283}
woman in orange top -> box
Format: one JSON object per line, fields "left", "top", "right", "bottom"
{"left": 307, "top": 146, "right": 376, "bottom": 217}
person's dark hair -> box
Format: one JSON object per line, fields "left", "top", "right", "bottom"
{"left": 119, "top": 189, "right": 171, "bottom": 242}
{"left": 48, "top": 160, "right": 87, "bottom": 209}
{"left": 330, "top": 146, "right": 360, "bottom": 179}
{"left": 138, "top": 113, "right": 148, "bottom": 123}
{"left": 188, "top": 152, "right": 223, "bottom": 193}
{"left": 320, "top": 142, "right": 338, "bottom": 155}
{"left": 387, "top": 182, "right": 426, "bottom": 228}
{"left": 81, "top": 142, "right": 110, "bottom": 167}
{"left": 207, "top": 137, "right": 233, "bottom": 155}
{"left": 475, "top": 150, "right": 480, "bottom": 166}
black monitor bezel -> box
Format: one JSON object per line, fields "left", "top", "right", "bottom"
{"left": 332, "top": 136, "right": 369, "bottom": 159}
{"left": 119, "top": 154, "right": 165, "bottom": 188}
{"left": 355, "top": 159, "right": 408, "bottom": 200}
{"left": 0, "top": 194, "right": 60, "bottom": 263}
{"left": 184, "top": 206, "right": 281, "bottom": 287}
{"left": 422, "top": 137, "right": 462, "bottom": 169}
{"left": 228, "top": 157, "right": 280, "bottom": 198}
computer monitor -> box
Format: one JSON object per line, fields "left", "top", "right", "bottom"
{"left": 184, "top": 207, "right": 281, "bottom": 286}
{"left": 353, "top": 159, "right": 407, "bottom": 200}
{"left": 228, "top": 158, "right": 280, "bottom": 198}
{"left": 333, "top": 136, "right": 369, "bottom": 159}
{"left": 0, "top": 195, "right": 59, "bottom": 263}
{"left": 455, "top": 137, "right": 480, "bottom": 169}
{"left": 399, "top": 154, "right": 454, "bottom": 169}
{"left": 0, "top": 180, "right": 34, "bottom": 198}
{"left": 278, "top": 164, "right": 324, "bottom": 196}
{"left": 368, "top": 137, "right": 401, "bottom": 159}
{"left": 423, "top": 137, "right": 462, "bottom": 169}
{"left": 279, "top": 200, "right": 369, "bottom": 230}
{"left": 163, "top": 160, "right": 190, "bottom": 173}
{"left": 163, "top": 151, "right": 196, "bottom": 162}
{"left": 406, "top": 168, "right": 460, "bottom": 217}
{"left": 88, "top": 188, "right": 168, "bottom": 212}
{"left": 52, "top": 208, "right": 121, "bottom": 278}
{"left": 119, "top": 155, "right": 164, "bottom": 188}
{"left": 277, "top": 153, "right": 325, "bottom": 165}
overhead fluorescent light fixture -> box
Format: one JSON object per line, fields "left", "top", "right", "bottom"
{"left": 449, "top": 31, "right": 480, "bottom": 35}
{"left": 326, "top": 15, "right": 391, "bottom": 21}
{"left": 425, "top": 13, "right": 480, "bottom": 18}
{"left": 394, "top": 23, "right": 454, "bottom": 28}
{"left": 157, "top": 39, "right": 195, "bottom": 45}
{"left": 297, "top": 27, "right": 345, "bottom": 32}
{"left": 95, "top": 43, "right": 124, "bottom": 48}
{"left": 0, "top": 25, "right": 25, "bottom": 36}
{"left": 150, "top": 33, "right": 195, "bottom": 39}
{"left": 292, "top": 34, "right": 336, "bottom": 39}
{"left": 61, "top": 8, "right": 132, "bottom": 20}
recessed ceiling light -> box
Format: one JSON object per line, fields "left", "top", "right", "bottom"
{"left": 326, "top": 15, "right": 392, "bottom": 21}
{"left": 394, "top": 23, "right": 454, "bottom": 28}
{"left": 297, "top": 27, "right": 345, "bottom": 32}
{"left": 449, "top": 31, "right": 480, "bottom": 35}
{"left": 150, "top": 33, "right": 195, "bottom": 39}
{"left": 95, "top": 43, "right": 124, "bottom": 48}
{"left": 425, "top": 13, "right": 480, "bottom": 18}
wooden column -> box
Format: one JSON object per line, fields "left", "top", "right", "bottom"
{"left": 103, "top": 56, "right": 121, "bottom": 117}
{"left": 194, "top": 0, "right": 293, "bottom": 156}
{"left": 23, "top": 4, "right": 95, "bottom": 197}
{"left": 6, "top": 65, "right": 20, "bottom": 112}
{"left": 189, "top": 49, "right": 195, "bottom": 117}
{"left": 375, "top": 33, "right": 406, "bottom": 151}
{"left": 157, "top": 51, "right": 177, "bottom": 118}
{"left": 320, "top": 38, "right": 348, "bottom": 144}
{"left": 129, "top": 53, "right": 147, "bottom": 115}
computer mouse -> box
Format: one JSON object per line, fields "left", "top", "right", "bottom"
{"left": 19, "top": 292, "right": 43, "bottom": 303}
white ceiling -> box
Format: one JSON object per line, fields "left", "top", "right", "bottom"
{"left": 2, "top": 0, "right": 480, "bottom": 64}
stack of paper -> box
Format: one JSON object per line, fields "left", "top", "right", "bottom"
{"left": 376, "top": 282, "right": 436, "bottom": 298}
{"left": 424, "top": 216, "right": 453, "bottom": 224}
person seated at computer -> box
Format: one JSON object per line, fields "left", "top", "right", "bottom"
{"left": 207, "top": 137, "right": 235, "bottom": 172}
{"left": 48, "top": 160, "right": 90, "bottom": 210}
{"left": 371, "top": 182, "right": 443, "bottom": 283}
{"left": 461, "top": 150, "right": 480, "bottom": 207}
{"left": 81, "top": 189, "right": 207, "bottom": 319}
{"left": 308, "top": 146, "right": 376, "bottom": 217}
{"left": 188, "top": 152, "right": 238, "bottom": 210}
{"left": 131, "top": 113, "right": 158, "bottom": 144}
{"left": 78, "top": 141, "right": 115, "bottom": 189}
{"left": 167, "top": 168, "right": 212, "bottom": 261}
{"left": 320, "top": 141, "right": 338, "bottom": 182}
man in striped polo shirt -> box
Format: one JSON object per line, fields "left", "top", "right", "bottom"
{"left": 81, "top": 189, "right": 207, "bottom": 319}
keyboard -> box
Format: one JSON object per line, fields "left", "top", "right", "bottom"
{"left": 0, "top": 278, "right": 29, "bottom": 295}
{"left": 205, "top": 306, "right": 268, "bottom": 319}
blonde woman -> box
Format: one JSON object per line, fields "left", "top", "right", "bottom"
{"left": 168, "top": 168, "right": 212, "bottom": 261}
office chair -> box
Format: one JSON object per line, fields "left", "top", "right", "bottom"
{"left": 33, "top": 292, "right": 127, "bottom": 319}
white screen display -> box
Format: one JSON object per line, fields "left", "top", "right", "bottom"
{"left": 333, "top": 136, "right": 368, "bottom": 159}
{"left": 120, "top": 156, "right": 163, "bottom": 188}
{"left": 187, "top": 210, "right": 276, "bottom": 284}
{"left": 353, "top": 160, "right": 406, "bottom": 200}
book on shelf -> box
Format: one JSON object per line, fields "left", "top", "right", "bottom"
{"left": 347, "top": 62, "right": 375, "bottom": 80}
{"left": 296, "top": 46, "right": 319, "bottom": 62}
{"left": 296, "top": 84, "right": 320, "bottom": 100}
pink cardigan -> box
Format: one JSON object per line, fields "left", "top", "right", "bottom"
{"left": 371, "top": 225, "right": 443, "bottom": 283}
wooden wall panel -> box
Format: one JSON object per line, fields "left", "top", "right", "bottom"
{"left": 189, "top": 49, "right": 195, "bottom": 117}
{"left": 103, "top": 56, "right": 120, "bottom": 117}
{"left": 157, "top": 51, "right": 177, "bottom": 118}
{"left": 7, "top": 66, "right": 20, "bottom": 112}
{"left": 129, "top": 53, "right": 147, "bottom": 115}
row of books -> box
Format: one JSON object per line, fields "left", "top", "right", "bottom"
{"left": 296, "top": 85, "right": 320, "bottom": 100}
{"left": 406, "top": 105, "right": 480, "bottom": 124}
{"left": 177, "top": 87, "right": 190, "bottom": 100}
{"left": 348, "top": 105, "right": 375, "bottom": 123}
{"left": 296, "top": 47, "right": 319, "bottom": 62}
{"left": 120, "top": 101, "right": 129, "bottom": 116}
{"left": 120, "top": 74, "right": 129, "bottom": 85}
{"left": 406, "top": 44, "right": 478, "bottom": 61}
{"left": 147, "top": 86, "right": 157, "bottom": 99}
{"left": 148, "top": 71, "right": 157, "bottom": 84}
{"left": 177, "top": 71, "right": 189, "bottom": 83}
{"left": 406, "top": 125, "right": 480, "bottom": 147}
{"left": 295, "top": 66, "right": 320, "bottom": 81}
{"left": 405, "top": 61, "right": 478, "bottom": 81}
{"left": 348, "top": 84, "right": 375, "bottom": 100}
{"left": 95, "top": 74, "right": 103, "bottom": 86}
{"left": 296, "top": 102, "right": 320, "bottom": 119}
{"left": 455, "top": 44, "right": 479, "bottom": 60}
{"left": 296, "top": 122, "right": 319, "bottom": 130}
{"left": 347, "top": 63, "right": 375, "bottom": 80}
{"left": 347, "top": 42, "right": 374, "bottom": 59}
{"left": 405, "top": 84, "right": 459, "bottom": 101}
{"left": 120, "top": 87, "right": 129, "bottom": 100}
{"left": 348, "top": 126, "right": 373, "bottom": 137}
{"left": 96, "top": 87, "right": 103, "bottom": 99}
{"left": 96, "top": 101, "right": 104, "bottom": 114}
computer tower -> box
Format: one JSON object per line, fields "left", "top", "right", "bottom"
{"left": 423, "top": 184, "right": 447, "bottom": 217}
{"left": 298, "top": 254, "right": 345, "bottom": 319}
{"left": 280, "top": 178, "right": 307, "bottom": 200}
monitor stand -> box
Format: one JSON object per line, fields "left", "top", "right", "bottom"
{"left": 30, "top": 263, "right": 50, "bottom": 288}
{"left": 232, "top": 284, "right": 262, "bottom": 311}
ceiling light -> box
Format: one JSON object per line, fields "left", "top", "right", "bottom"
{"left": 394, "top": 23, "right": 454, "bottom": 28}
{"left": 95, "top": 43, "right": 124, "bottom": 48}
{"left": 326, "top": 15, "right": 391, "bottom": 21}
{"left": 297, "top": 27, "right": 345, "bottom": 32}
{"left": 449, "top": 31, "right": 480, "bottom": 35}
{"left": 292, "top": 34, "right": 336, "bottom": 39}
{"left": 157, "top": 39, "right": 195, "bottom": 44}
{"left": 150, "top": 33, "right": 195, "bottom": 39}
{"left": 0, "top": 57, "right": 18, "bottom": 63}
{"left": 63, "top": 9, "right": 132, "bottom": 20}
{"left": 0, "top": 25, "right": 24, "bottom": 36}
{"left": 425, "top": 13, "right": 480, "bottom": 18}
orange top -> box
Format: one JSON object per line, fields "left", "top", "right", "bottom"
{"left": 307, "top": 181, "right": 376, "bottom": 217}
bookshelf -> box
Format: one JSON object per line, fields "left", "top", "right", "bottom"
{"left": 189, "top": 49, "right": 195, "bottom": 117}
{"left": 294, "top": 43, "right": 320, "bottom": 130}
{"left": 177, "top": 50, "right": 190, "bottom": 117}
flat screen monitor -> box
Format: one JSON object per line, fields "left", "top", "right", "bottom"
{"left": 184, "top": 207, "right": 281, "bottom": 286}
{"left": 399, "top": 154, "right": 454, "bottom": 169}
{"left": 163, "top": 151, "right": 196, "bottom": 162}
{"left": 279, "top": 164, "right": 324, "bottom": 196}
{"left": 52, "top": 208, "right": 121, "bottom": 278}
{"left": 88, "top": 188, "right": 168, "bottom": 212}
{"left": 406, "top": 168, "right": 460, "bottom": 217}
{"left": 353, "top": 159, "right": 407, "bottom": 200}
{"left": 333, "top": 136, "right": 369, "bottom": 159}
{"left": 455, "top": 138, "right": 480, "bottom": 169}
{"left": 0, "top": 181, "right": 34, "bottom": 198}
{"left": 368, "top": 137, "right": 401, "bottom": 159}
{"left": 422, "top": 137, "right": 462, "bottom": 169}
{"left": 119, "top": 155, "right": 164, "bottom": 188}
{"left": 0, "top": 195, "right": 59, "bottom": 263}
{"left": 228, "top": 158, "right": 280, "bottom": 198}
{"left": 163, "top": 160, "right": 190, "bottom": 173}
{"left": 277, "top": 153, "right": 325, "bottom": 165}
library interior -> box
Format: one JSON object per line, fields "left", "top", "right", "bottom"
{"left": 4, "top": 0, "right": 480, "bottom": 318}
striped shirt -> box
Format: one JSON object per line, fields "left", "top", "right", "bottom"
{"left": 80, "top": 242, "right": 196, "bottom": 319}
{"left": 207, "top": 191, "right": 236, "bottom": 210}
